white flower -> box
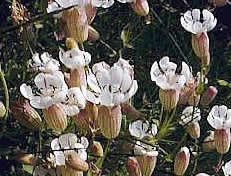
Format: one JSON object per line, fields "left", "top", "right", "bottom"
{"left": 51, "top": 133, "right": 89, "bottom": 166}
{"left": 180, "top": 106, "right": 201, "bottom": 126}
{"left": 20, "top": 72, "right": 68, "bottom": 109}
{"left": 29, "top": 52, "right": 60, "bottom": 73}
{"left": 223, "top": 160, "right": 231, "bottom": 176}
{"left": 134, "top": 141, "right": 158, "bottom": 156}
{"left": 195, "top": 174, "right": 210, "bottom": 176}
{"left": 83, "top": 58, "right": 138, "bottom": 106}
{"left": 33, "top": 166, "right": 56, "bottom": 176}
{"left": 47, "top": 0, "right": 84, "bottom": 13}
{"left": 207, "top": 105, "right": 231, "bottom": 130}
{"left": 59, "top": 47, "right": 91, "bottom": 69}
{"left": 129, "top": 120, "right": 157, "bottom": 139}
{"left": 150, "top": 56, "right": 189, "bottom": 90}
{"left": 91, "top": 0, "right": 115, "bottom": 8}
{"left": 62, "top": 87, "right": 86, "bottom": 116}
{"left": 181, "top": 9, "right": 217, "bottom": 34}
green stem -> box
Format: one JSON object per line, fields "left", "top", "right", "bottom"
{"left": 95, "top": 140, "right": 111, "bottom": 169}
{"left": 191, "top": 140, "right": 199, "bottom": 175}
{"left": 0, "top": 68, "right": 9, "bottom": 121}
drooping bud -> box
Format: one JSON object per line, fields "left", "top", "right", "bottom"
{"left": 97, "top": 105, "right": 122, "bottom": 139}
{"left": 121, "top": 102, "right": 144, "bottom": 120}
{"left": 0, "top": 101, "right": 6, "bottom": 118}
{"left": 126, "top": 157, "right": 142, "bottom": 176}
{"left": 131, "top": 0, "right": 149, "bottom": 16}
{"left": 89, "top": 141, "right": 104, "bottom": 157}
{"left": 62, "top": 7, "right": 88, "bottom": 43}
{"left": 202, "top": 131, "right": 216, "bottom": 152}
{"left": 10, "top": 99, "right": 43, "bottom": 130}
{"left": 15, "top": 152, "right": 38, "bottom": 166}
{"left": 42, "top": 104, "right": 67, "bottom": 132}
{"left": 88, "top": 25, "right": 100, "bottom": 41}
{"left": 186, "top": 121, "right": 200, "bottom": 139}
{"left": 191, "top": 32, "right": 210, "bottom": 63}
{"left": 209, "top": 0, "right": 228, "bottom": 7}
{"left": 200, "top": 86, "right": 218, "bottom": 106}
{"left": 214, "top": 129, "right": 230, "bottom": 154}
{"left": 66, "top": 152, "right": 89, "bottom": 172}
{"left": 159, "top": 89, "right": 180, "bottom": 110}
{"left": 174, "top": 147, "right": 190, "bottom": 176}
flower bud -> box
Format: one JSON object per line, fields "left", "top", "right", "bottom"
{"left": 186, "top": 121, "right": 200, "bottom": 139}
{"left": 209, "top": 0, "right": 228, "bottom": 6}
{"left": 57, "top": 166, "right": 83, "bottom": 176}
{"left": 192, "top": 32, "right": 210, "bottom": 60}
{"left": 74, "top": 109, "right": 90, "bottom": 135}
{"left": 187, "top": 92, "right": 200, "bottom": 106}
{"left": 97, "top": 105, "right": 122, "bottom": 139}
{"left": 202, "top": 131, "right": 216, "bottom": 152}
{"left": 136, "top": 154, "right": 157, "bottom": 176}
{"left": 89, "top": 141, "right": 104, "bottom": 157}
{"left": 131, "top": 0, "right": 149, "bottom": 16}
{"left": 88, "top": 25, "right": 100, "bottom": 41}
{"left": 174, "top": 147, "right": 190, "bottom": 176}
{"left": 159, "top": 89, "right": 180, "bottom": 110}
{"left": 121, "top": 103, "right": 144, "bottom": 120}
{"left": 126, "top": 157, "right": 142, "bottom": 176}
{"left": 43, "top": 104, "right": 67, "bottom": 132}
{"left": 62, "top": 7, "right": 88, "bottom": 43}
{"left": 200, "top": 86, "right": 218, "bottom": 106}
{"left": 66, "top": 152, "right": 89, "bottom": 172}
{"left": 0, "top": 101, "right": 6, "bottom": 118}
{"left": 10, "top": 99, "right": 43, "bottom": 130}
{"left": 15, "top": 152, "right": 38, "bottom": 166}
{"left": 214, "top": 129, "right": 230, "bottom": 154}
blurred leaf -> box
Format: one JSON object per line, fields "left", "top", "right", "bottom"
{"left": 217, "top": 79, "right": 231, "bottom": 87}
{"left": 22, "top": 165, "right": 34, "bottom": 175}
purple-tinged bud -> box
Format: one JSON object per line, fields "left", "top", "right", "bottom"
{"left": 15, "top": 152, "right": 38, "bottom": 166}
{"left": 126, "top": 157, "right": 142, "bottom": 176}
{"left": 174, "top": 147, "right": 190, "bottom": 176}
{"left": 90, "top": 141, "right": 104, "bottom": 157}
{"left": 209, "top": 0, "right": 228, "bottom": 7}
{"left": 88, "top": 25, "right": 100, "bottom": 41}
{"left": 66, "top": 152, "right": 89, "bottom": 172}
{"left": 200, "top": 86, "right": 218, "bottom": 106}
{"left": 202, "top": 131, "right": 216, "bottom": 152}
{"left": 0, "top": 101, "right": 6, "bottom": 118}
{"left": 186, "top": 121, "right": 200, "bottom": 139}
{"left": 131, "top": 0, "right": 149, "bottom": 16}
{"left": 121, "top": 103, "right": 144, "bottom": 120}
{"left": 214, "top": 129, "right": 230, "bottom": 154}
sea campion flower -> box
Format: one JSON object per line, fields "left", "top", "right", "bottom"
{"left": 150, "top": 56, "right": 190, "bottom": 110}
{"left": 29, "top": 52, "right": 60, "bottom": 73}
{"left": 126, "top": 157, "right": 142, "bottom": 176}
{"left": 207, "top": 105, "right": 231, "bottom": 153}
{"left": 181, "top": 9, "right": 217, "bottom": 65}
{"left": 174, "top": 147, "right": 190, "bottom": 176}
{"left": 82, "top": 58, "right": 138, "bottom": 139}
{"left": 223, "top": 160, "right": 231, "bottom": 176}
{"left": 129, "top": 120, "right": 157, "bottom": 139}
{"left": 59, "top": 40, "right": 91, "bottom": 87}
{"left": 180, "top": 106, "right": 201, "bottom": 139}
{"left": 51, "top": 133, "right": 89, "bottom": 166}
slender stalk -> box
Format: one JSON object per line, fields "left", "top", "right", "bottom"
{"left": 0, "top": 65, "right": 9, "bottom": 121}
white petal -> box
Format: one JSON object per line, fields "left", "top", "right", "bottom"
{"left": 112, "top": 92, "right": 124, "bottom": 105}
{"left": 95, "top": 69, "right": 111, "bottom": 88}
{"left": 20, "top": 84, "right": 34, "bottom": 100}
{"left": 120, "top": 70, "right": 132, "bottom": 93}
{"left": 110, "top": 65, "right": 123, "bottom": 90}
{"left": 181, "top": 17, "right": 194, "bottom": 33}
{"left": 92, "top": 62, "right": 110, "bottom": 74}
{"left": 30, "top": 96, "right": 53, "bottom": 109}
{"left": 51, "top": 138, "right": 60, "bottom": 150}
{"left": 207, "top": 109, "right": 223, "bottom": 129}
{"left": 59, "top": 134, "right": 70, "bottom": 149}
{"left": 123, "top": 80, "right": 138, "bottom": 102}
{"left": 181, "top": 62, "right": 192, "bottom": 81}
{"left": 151, "top": 124, "right": 158, "bottom": 136}
{"left": 192, "top": 9, "right": 200, "bottom": 21}
{"left": 100, "top": 86, "right": 113, "bottom": 106}
{"left": 54, "top": 151, "right": 65, "bottom": 166}
{"left": 219, "top": 105, "right": 228, "bottom": 120}
{"left": 66, "top": 87, "right": 86, "bottom": 109}
{"left": 192, "top": 21, "right": 203, "bottom": 34}
{"left": 87, "top": 73, "right": 101, "bottom": 93}
{"left": 62, "top": 104, "right": 80, "bottom": 116}
{"left": 129, "top": 120, "right": 149, "bottom": 138}
{"left": 183, "top": 10, "right": 193, "bottom": 23}
{"left": 68, "top": 133, "right": 78, "bottom": 147}
{"left": 81, "top": 86, "right": 99, "bottom": 104}
{"left": 80, "top": 137, "right": 89, "bottom": 148}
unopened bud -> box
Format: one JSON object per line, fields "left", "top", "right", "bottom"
{"left": 186, "top": 122, "right": 200, "bottom": 139}
{"left": 174, "top": 147, "right": 190, "bottom": 176}
{"left": 88, "top": 25, "right": 100, "bottom": 41}
{"left": 159, "top": 89, "right": 180, "bottom": 110}
{"left": 214, "top": 129, "right": 230, "bottom": 154}
{"left": 90, "top": 141, "right": 104, "bottom": 157}
{"left": 200, "top": 86, "right": 218, "bottom": 106}
{"left": 209, "top": 0, "right": 228, "bottom": 6}
{"left": 10, "top": 99, "right": 43, "bottom": 130}
{"left": 66, "top": 152, "right": 89, "bottom": 172}
{"left": 43, "top": 104, "right": 67, "bottom": 132}
{"left": 121, "top": 103, "right": 144, "bottom": 120}
{"left": 126, "top": 157, "right": 142, "bottom": 176}
{"left": 131, "top": 0, "right": 149, "bottom": 16}
{"left": 0, "top": 101, "right": 6, "bottom": 118}
{"left": 97, "top": 105, "right": 122, "bottom": 139}
{"left": 192, "top": 32, "right": 210, "bottom": 60}
{"left": 15, "top": 152, "right": 38, "bottom": 166}
{"left": 202, "top": 131, "right": 216, "bottom": 152}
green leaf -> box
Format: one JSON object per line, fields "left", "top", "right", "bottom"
{"left": 217, "top": 79, "right": 230, "bottom": 87}
{"left": 22, "top": 165, "right": 34, "bottom": 175}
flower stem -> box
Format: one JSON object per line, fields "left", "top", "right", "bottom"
{"left": 0, "top": 65, "right": 9, "bottom": 121}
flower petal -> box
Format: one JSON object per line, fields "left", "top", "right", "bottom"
{"left": 20, "top": 84, "right": 34, "bottom": 100}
